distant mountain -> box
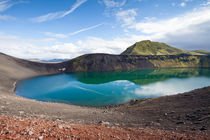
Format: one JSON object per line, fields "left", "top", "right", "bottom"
{"left": 29, "top": 59, "right": 69, "bottom": 63}
{"left": 121, "top": 40, "right": 204, "bottom": 55}
{"left": 41, "top": 59, "right": 69, "bottom": 63}
{"left": 28, "top": 59, "right": 40, "bottom": 62}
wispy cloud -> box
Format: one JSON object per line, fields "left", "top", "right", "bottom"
{"left": 103, "top": 0, "right": 126, "bottom": 8}
{"left": 44, "top": 32, "right": 68, "bottom": 39}
{"left": 0, "top": 0, "right": 26, "bottom": 12}
{"left": 31, "top": 0, "right": 87, "bottom": 22}
{"left": 0, "top": 14, "right": 15, "bottom": 20}
{"left": 69, "top": 23, "right": 103, "bottom": 35}
{"left": 0, "top": 0, "right": 13, "bottom": 12}
{"left": 0, "top": 0, "right": 26, "bottom": 20}
{"left": 44, "top": 23, "right": 103, "bottom": 38}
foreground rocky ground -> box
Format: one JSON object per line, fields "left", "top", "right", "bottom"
{"left": 0, "top": 116, "right": 209, "bottom": 140}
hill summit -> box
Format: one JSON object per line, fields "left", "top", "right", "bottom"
{"left": 121, "top": 40, "right": 206, "bottom": 55}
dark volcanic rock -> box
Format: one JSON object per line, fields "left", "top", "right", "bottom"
{"left": 63, "top": 53, "right": 210, "bottom": 72}
{"left": 64, "top": 54, "right": 155, "bottom": 72}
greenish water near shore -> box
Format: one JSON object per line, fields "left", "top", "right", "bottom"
{"left": 15, "top": 68, "right": 210, "bottom": 107}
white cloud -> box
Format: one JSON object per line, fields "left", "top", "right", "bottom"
{"left": 0, "top": 14, "right": 15, "bottom": 20}
{"left": 103, "top": 0, "right": 126, "bottom": 8}
{"left": 44, "top": 32, "right": 68, "bottom": 39}
{"left": 101, "top": 0, "right": 127, "bottom": 17}
{"left": 131, "top": 8, "right": 210, "bottom": 34}
{"left": 201, "top": 0, "right": 210, "bottom": 6}
{"left": 172, "top": 0, "right": 194, "bottom": 8}
{"left": 31, "top": 0, "right": 87, "bottom": 22}
{"left": 180, "top": 2, "right": 186, "bottom": 7}
{"left": 127, "top": 7, "right": 210, "bottom": 50}
{"left": 0, "top": 32, "right": 76, "bottom": 59}
{"left": 116, "top": 9, "right": 137, "bottom": 26}
{"left": 0, "top": 31, "right": 148, "bottom": 59}
{"left": 75, "top": 36, "right": 135, "bottom": 55}
{"left": 144, "top": 17, "right": 156, "bottom": 22}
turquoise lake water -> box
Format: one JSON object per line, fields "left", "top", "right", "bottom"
{"left": 15, "top": 68, "right": 210, "bottom": 107}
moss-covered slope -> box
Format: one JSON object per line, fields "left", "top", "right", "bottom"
{"left": 121, "top": 40, "right": 203, "bottom": 55}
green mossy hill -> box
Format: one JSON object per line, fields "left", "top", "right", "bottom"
{"left": 121, "top": 40, "right": 203, "bottom": 55}
{"left": 192, "top": 50, "right": 210, "bottom": 55}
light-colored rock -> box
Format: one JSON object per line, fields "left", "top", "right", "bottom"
{"left": 28, "top": 130, "right": 34, "bottom": 136}
{"left": 98, "top": 121, "right": 110, "bottom": 125}
{"left": 58, "top": 124, "right": 63, "bottom": 129}
{"left": 39, "top": 136, "right": 43, "bottom": 140}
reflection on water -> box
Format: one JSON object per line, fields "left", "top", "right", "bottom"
{"left": 72, "top": 68, "right": 210, "bottom": 85}
{"left": 15, "top": 68, "right": 210, "bottom": 106}
{"left": 134, "top": 77, "right": 210, "bottom": 97}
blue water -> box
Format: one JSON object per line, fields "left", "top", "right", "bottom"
{"left": 15, "top": 68, "right": 210, "bottom": 107}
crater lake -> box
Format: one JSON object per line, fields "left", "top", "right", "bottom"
{"left": 15, "top": 68, "right": 210, "bottom": 107}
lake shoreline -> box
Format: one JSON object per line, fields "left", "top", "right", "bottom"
{"left": 14, "top": 68, "right": 210, "bottom": 107}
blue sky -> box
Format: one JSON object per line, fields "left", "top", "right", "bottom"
{"left": 0, "top": 0, "right": 210, "bottom": 59}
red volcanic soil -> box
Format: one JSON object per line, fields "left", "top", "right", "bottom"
{"left": 0, "top": 116, "right": 209, "bottom": 140}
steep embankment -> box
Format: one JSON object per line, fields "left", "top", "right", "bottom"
{"left": 121, "top": 40, "right": 204, "bottom": 55}
{"left": 64, "top": 54, "right": 210, "bottom": 72}
{"left": 0, "top": 53, "right": 65, "bottom": 94}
